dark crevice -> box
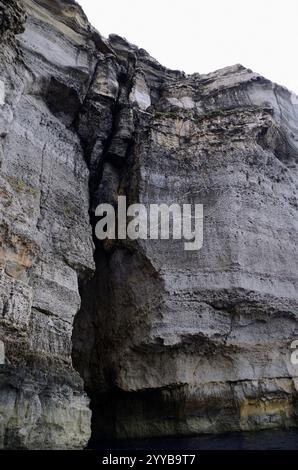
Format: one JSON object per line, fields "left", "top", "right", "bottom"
{"left": 71, "top": 53, "right": 139, "bottom": 444}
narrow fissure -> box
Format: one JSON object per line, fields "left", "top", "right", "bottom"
{"left": 71, "top": 55, "right": 138, "bottom": 444}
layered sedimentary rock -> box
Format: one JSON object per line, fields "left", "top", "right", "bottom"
{"left": 74, "top": 47, "right": 298, "bottom": 440}
{"left": 0, "top": 0, "right": 298, "bottom": 449}
{"left": 0, "top": 0, "right": 96, "bottom": 449}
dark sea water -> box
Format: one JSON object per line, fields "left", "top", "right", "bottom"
{"left": 96, "top": 429, "right": 298, "bottom": 450}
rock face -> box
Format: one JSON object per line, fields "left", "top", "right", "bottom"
{"left": 0, "top": 0, "right": 95, "bottom": 449}
{"left": 0, "top": 0, "right": 298, "bottom": 449}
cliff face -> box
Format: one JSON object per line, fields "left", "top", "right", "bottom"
{"left": 0, "top": 0, "right": 95, "bottom": 449}
{"left": 0, "top": 0, "right": 298, "bottom": 449}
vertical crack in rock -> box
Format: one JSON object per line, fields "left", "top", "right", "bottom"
{"left": 1, "top": 0, "right": 298, "bottom": 449}
{"left": 72, "top": 39, "right": 147, "bottom": 444}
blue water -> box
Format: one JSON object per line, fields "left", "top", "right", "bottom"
{"left": 96, "top": 429, "right": 298, "bottom": 450}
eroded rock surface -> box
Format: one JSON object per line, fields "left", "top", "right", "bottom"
{"left": 0, "top": 0, "right": 298, "bottom": 448}
{"left": 0, "top": 0, "right": 96, "bottom": 449}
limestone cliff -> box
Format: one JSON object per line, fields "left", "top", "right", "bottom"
{"left": 0, "top": 0, "right": 298, "bottom": 449}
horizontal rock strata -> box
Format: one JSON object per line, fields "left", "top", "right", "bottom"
{"left": 0, "top": 0, "right": 298, "bottom": 448}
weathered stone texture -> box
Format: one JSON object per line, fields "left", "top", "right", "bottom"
{"left": 74, "top": 35, "right": 298, "bottom": 442}
{"left": 0, "top": 0, "right": 298, "bottom": 448}
{"left": 0, "top": 0, "right": 95, "bottom": 449}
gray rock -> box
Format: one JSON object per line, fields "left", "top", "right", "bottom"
{"left": 0, "top": 0, "right": 94, "bottom": 449}
{"left": 0, "top": 0, "right": 297, "bottom": 449}
{"left": 74, "top": 30, "right": 298, "bottom": 442}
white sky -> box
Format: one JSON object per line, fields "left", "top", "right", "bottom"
{"left": 77, "top": 0, "right": 298, "bottom": 94}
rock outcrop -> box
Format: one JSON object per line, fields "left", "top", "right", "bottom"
{"left": 0, "top": 0, "right": 95, "bottom": 449}
{"left": 0, "top": 0, "right": 298, "bottom": 449}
